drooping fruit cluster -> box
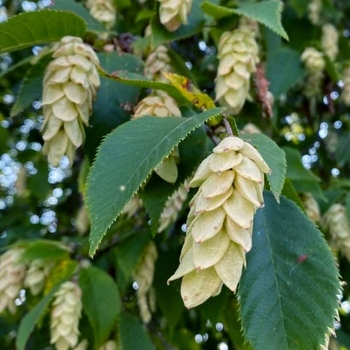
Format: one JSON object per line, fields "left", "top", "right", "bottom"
{"left": 24, "top": 258, "right": 54, "bottom": 295}
{"left": 322, "top": 204, "right": 350, "bottom": 261}
{"left": 341, "top": 67, "right": 350, "bottom": 106}
{"left": 133, "top": 242, "right": 158, "bottom": 323}
{"left": 158, "top": 180, "right": 189, "bottom": 232}
{"left": 133, "top": 91, "right": 181, "bottom": 183}
{"left": 86, "top": 0, "right": 116, "bottom": 29}
{"left": 168, "top": 136, "right": 271, "bottom": 308}
{"left": 50, "top": 281, "right": 82, "bottom": 350}
{"left": 144, "top": 45, "right": 173, "bottom": 82}
{"left": 157, "top": 0, "right": 193, "bottom": 31}
{"left": 0, "top": 248, "right": 26, "bottom": 314}
{"left": 41, "top": 36, "right": 100, "bottom": 167}
{"left": 301, "top": 192, "right": 321, "bottom": 223}
{"left": 215, "top": 26, "right": 259, "bottom": 114}
{"left": 301, "top": 47, "right": 325, "bottom": 97}
{"left": 308, "top": 0, "right": 322, "bottom": 25}
{"left": 321, "top": 24, "right": 339, "bottom": 61}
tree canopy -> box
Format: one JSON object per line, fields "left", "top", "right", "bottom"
{"left": 0, "top": 0, "right": 349, "bottom": 349}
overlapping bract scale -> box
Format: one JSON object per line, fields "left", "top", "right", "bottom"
{"left": 42, "top": 36, "right": 100, "bottom": 167}
{"left": 168, "top": 136, "right": 271, "bottom": 308}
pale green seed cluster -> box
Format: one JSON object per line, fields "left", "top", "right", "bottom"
{"left": 168, "top": 136, "right": 271, "bottom": 308}
{"left": 42, "top": 36, "right": 100, "bottom": 167}
{"left": 215, "top": 27, "right": 259, "bottom": 114}
{"left": 157, "top": 0, "right": 193, "bottom": 31}
{"left": 50, "top": 281, "right": 83, "bottom": 350}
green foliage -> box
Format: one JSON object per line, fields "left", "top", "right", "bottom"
{"left": 241, "top": 132, "right": 286, "bottom": 201}
{"left": 19, "top": 240, "right": 70, "bottom": 261}
{"left": 202, "top": 1, "right": 288, "bottom": 40}
{"left": 51, "top": 0, "right": 106, "bottom": 33}
{"left": 119, "top": 311, "right": 155, "bottom": 350}
{"left": 284, "top": 147, "right": 325, "bottom": 200}
{"left": 0, "top": 0, "right": 348, "bottom": 349}
{"left": 79, "top": 266, "right": 121, "bottom": 347}
{"left": 86, "top": 108, "right": 224, "bottom": 256}
{"left": 11, "top": 54, "right": 51, "bottom": 117}
{"left": 16, "top": 284, "right": 61, "bottom": 350}
{"left": 239, "top": 192, "right": 340, "bottom": 349}
{"left": 266, "top": 47, "right": 304, "bottom": 97}
{"left": 0, "top": 10, "right": 86, "bottom": 54}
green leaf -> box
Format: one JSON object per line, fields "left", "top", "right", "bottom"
{"left": 151, "top": 0, "right": 205, "bottom": 46}
{"left": 16, "top": 284, "right": 61, "bottom": 350}
{"left": 119, "top": 311, "right": 156, "bottom": 350}
{"left": 281, "top": 177, "right": 304, "bottom": 211}
{"left": 86, "top": 107, "right": 224, "bottom": 256}
{"left": 79, "top": 266, "right": 121, "bottom": 347}
{"left": 266, "top": 47, "right": 304, "bottom": 97}
{"left": 335, "top": 133, "right": 350, "bottom": 167}
{"left": 114, "top": 231, "right": 151, "bottom": 282}
{"left": 50, "top": 0, "right": 106, "bottom": 33}
{"left": 239, "top": 191, "right": 340, "bottom": 350}
{"left": 0, "top": 10, "right": 86, "bottom": 54}
{"left": 85, "top": 52, "right": 143, "bottom": 160}
{"left": 20, "top": 240, "right": 70, "bottom": 262}
{"left": 241, "top": 133, "right": 286, "bottom": 202}
{"left": 11, "top": 53, "right": 51, "bottom": 116}
{"left": 154, "top": 247, "right": 185, "bottom": 333}
{"left": 284, "top": 147, "right": 325, "bottom": 200}
{"left": 202, "top": 1, "right": 288, "bottom": 40}
{"left": 140, "top": 126, "right": 207, "bottom": 234}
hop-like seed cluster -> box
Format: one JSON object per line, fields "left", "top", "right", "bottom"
{"left": 321, "top": 24, "right": 339, "bottom": 61}
{"left": 50, "top": 281, "right": 82, "bottom": 350}
{"left": 168, "top": 136, "right": 271, "bottom": 308}
{"left": 322, "top": 204, "right": 350, "bottom": 261}
{"left": 41, "top": 36, "right": 100, "bottom": 167}
{"left": 215, "top": 27, "right": 259, "bottom": 114}
{"left": 341, "top": 67, "right": 350, "bottom": 106}
{"left": 301, "top": 193, "right": 321, "bottom": 223}
{"left": 98, "top": 340, "right": 118, "bottom": 350}
{"left": 144, "top": 45, "right": 173, "bottom": 82}
{"left": 24, "top": 259, "right": 54, "bottom": 295}
{"left": 133, "top": 242, "right": 158, "bottom": 323}
{"left": 0, "top": 248, "right": 26, "bottom": 314}
{"left": 133, "top": 92, "right": 181, "bottom": 183}
{"left": 308, "top": 0, "right": 322, "bottom": 25}
{"left": 301, "top": 47, "right": 325, "bottom": 98}
{"left": 301, "top": 47, "right": 325, "bottom": 72}
{"left": 86, "top": 0, "right": 116, "bottom": 29}
{"left": 158, "top": 180, "right": 189, "bottom": 232}
{"left": 157, "top": 0, "right": 193, "bottom": 31}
